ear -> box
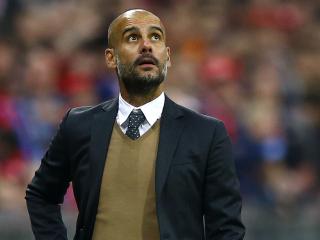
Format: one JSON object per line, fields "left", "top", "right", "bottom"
{"left": 105, "top": 48, "right": 117, "bottom": 68}
{"left": 166, "top": 46, "right": 171, "bottom": 67}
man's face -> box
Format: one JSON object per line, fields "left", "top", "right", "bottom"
{"left": 106, "top": 11, "right": 171, "bottom": 95}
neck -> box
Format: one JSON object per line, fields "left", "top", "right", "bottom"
{"left": 120, "top": 86, "right": 163, "bottom": 107}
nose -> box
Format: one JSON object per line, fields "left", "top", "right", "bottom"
{"left": 140, "top": 39, "right": 152, "bottom": 54}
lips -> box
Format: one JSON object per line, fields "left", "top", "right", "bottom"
{"left": 135, "top": 55, "right": 158, "bottom": 66}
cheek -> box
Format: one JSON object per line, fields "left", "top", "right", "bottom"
{"left": 116, "top": 56, "right": 132, "bottom": 66}
{"left": 118, "top": 47, "right": 138, "bottom": 62}
{"left": 156, "top": 47, "right": 168, "bottom": 61}
{"left": 160, "top": 52, "right": 170, "bottom": 66}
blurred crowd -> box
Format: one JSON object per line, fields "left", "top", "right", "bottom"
{"left": 0, "top": 0, "right": 319, "bottom": 216}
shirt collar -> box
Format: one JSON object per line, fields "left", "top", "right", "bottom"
{"left": 118, "top": 92, "right": 165, "bottom": 126}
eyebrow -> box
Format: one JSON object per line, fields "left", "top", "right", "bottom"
{"left": 122, "top": 25, "right": 165, "bottom": 37}
{"left": 122, "top": 26, "right": 137, "bottom": 37}
{"left": 150, "top": 26, "right": 164, "bottom": 37}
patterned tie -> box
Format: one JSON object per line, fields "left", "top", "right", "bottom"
{"left": 125, "top": 109, "right": 146, "bottom": 140}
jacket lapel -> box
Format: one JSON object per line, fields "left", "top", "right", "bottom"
{"left": 155, "top": 96, "right": 185, "bottom": 196}
{"left": 84, "top": 98, "right": 118, "bottom": 237}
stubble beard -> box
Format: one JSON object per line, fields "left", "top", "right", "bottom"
{"left": 116, "top": 55, "right": 168, "bottom": 96}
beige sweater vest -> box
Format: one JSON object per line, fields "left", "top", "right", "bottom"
{"left": 92, "top": 121, "right": 161, "bottom": 240}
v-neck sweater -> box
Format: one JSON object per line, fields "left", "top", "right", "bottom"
{"left": 92, "top": 121, "right": 161, "bottom": 240}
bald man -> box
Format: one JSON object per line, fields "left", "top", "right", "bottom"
{"left": 26, "top": 9, "right": 245, "bottom": 240}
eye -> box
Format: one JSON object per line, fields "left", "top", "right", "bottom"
{"left": 151, "top": 33, "right": 161, "bottom": 41}
{"left": 128, "top": 34, "right": 138, "bottom": 42}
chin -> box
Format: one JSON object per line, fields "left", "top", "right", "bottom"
{"left": 139, "top": 71, "right": 158, "bottom": 79}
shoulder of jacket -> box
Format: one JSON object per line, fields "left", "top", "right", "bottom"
{"left": 68, "top": 98, "right": 117, "bottom": 116}
{"left": 174, "top": 101, "right": 222, "bottom": 125}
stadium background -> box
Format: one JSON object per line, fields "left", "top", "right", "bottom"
{"left": 0, "top": 0, "right": 319, "bottom": 239}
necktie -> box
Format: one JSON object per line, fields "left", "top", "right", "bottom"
{"left": 126, "top": 109, "right": 146, "bottom": 140}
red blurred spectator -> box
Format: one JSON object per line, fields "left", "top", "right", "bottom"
{"left": 245, "top": 3, "right": 306, "bottom": 32}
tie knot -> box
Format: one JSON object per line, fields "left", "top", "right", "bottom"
{"left": 126, "top": 109, "right": 146, "bottom": 140}
{"left": 129, "top": 109, "right": 145, "bottom": 124}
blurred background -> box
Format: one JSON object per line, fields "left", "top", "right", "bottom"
{"left": 0, "top": 0, "right": 319, "bottom": 239}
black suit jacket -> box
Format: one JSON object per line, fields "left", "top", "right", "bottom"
{"left": 26, "top": 96, "right": 245, "bottom": 240}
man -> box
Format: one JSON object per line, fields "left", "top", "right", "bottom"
{"left": 26, "top": 9, "right": 245, "bottom": 240}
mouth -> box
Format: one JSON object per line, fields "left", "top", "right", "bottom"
{"left": 136, "top": 56, "right": 157, "bottom": 68}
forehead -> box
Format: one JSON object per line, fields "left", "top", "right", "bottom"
{"left": 114, "top": 12, "right": 164, "bottom": 34}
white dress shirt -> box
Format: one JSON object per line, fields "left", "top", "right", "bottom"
{"left": 116, "top": 92, "right": 165, "bottom": 137}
